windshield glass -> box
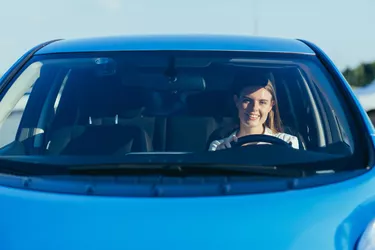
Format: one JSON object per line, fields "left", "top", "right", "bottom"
{"left": 0, "top": 51, "right": 360, "bottom": 172}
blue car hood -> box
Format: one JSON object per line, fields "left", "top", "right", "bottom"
{"left": 2, "top": 171, "right": 375, "bottom": 250}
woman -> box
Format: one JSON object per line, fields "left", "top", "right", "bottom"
{"left": 208, "top": 73, "right": 299, "bottom": 151}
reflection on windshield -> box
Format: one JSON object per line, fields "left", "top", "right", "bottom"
{"left": 0, "top": 52, "right": 356, "bottom": 170}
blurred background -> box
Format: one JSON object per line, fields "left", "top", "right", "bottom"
{"left": 1, "top": 0, "right": 375, "bottom": 122}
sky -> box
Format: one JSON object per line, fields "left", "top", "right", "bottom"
{"left": 0, "top": 0, "right": 374, "bottom": 75}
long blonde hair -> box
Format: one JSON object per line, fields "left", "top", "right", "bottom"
{"left": 233, "top": 73, "right": 283, "bottom": 134}
{"left": 263, "top": 79, "right": 283, "bottom": 133}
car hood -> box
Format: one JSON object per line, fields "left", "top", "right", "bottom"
{"left": 1, "top": 171, "right": 375, "bottom": 250}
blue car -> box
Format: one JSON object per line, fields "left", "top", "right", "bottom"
{"left": 0, "top": 35, "right": 374, "bottom": 250}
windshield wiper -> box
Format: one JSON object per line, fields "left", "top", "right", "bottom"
{"left": 0, "top": 157, "right": 303, "bottom": 177}
{"left": 67, "top": 163, "right": 303, "bottom": 177}
{"left": 0, "top": 145, "right": 353, "bottom": 177}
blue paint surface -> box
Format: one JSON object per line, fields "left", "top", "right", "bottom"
{"left": 35, "top": 34, "right": 315, "bottom": 55}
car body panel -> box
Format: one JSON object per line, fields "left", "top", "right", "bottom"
{"left": 35, "top": 35, "right": 316, "bottom": 55}
{"left": 1, "top": 168, "right": 375, "bottom": 250}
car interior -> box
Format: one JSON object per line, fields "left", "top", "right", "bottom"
{"left": 0, "top": 57, "right": 352, "bottom": 156}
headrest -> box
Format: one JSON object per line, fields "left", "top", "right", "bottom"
{"left": 77, "top": 73, "right": 146, "bottom": 121}
{"left": 185, "top": 91, "right": 235, "bottom": 117}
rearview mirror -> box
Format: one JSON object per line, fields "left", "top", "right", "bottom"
{"left": 166, "top": 74, "right": 206, "bottom": 91}
{"left": 123, "top": 73, "right": 206, "bottom": 92}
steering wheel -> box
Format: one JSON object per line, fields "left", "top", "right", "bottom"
{"left": 230, "top": 134, "right": 292, "bottom": 148}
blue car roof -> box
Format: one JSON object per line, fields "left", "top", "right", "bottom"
{"left": 35, "top": 34, "right": 315, "bottom": 55}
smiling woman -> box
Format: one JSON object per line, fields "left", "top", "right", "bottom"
{"left": 208, "top": 72, "right": 299, "bottom": 151}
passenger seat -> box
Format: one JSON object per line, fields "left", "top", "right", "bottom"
{"left": 45, "top": 70, "right": 152, "bottom": 155}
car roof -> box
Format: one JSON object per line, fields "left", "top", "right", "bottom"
{"left": 35, "top": 34, "right": 315, "bottom": 55}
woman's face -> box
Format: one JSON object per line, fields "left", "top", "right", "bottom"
{"left": 234, "top": 86, "right": 274, "bottom": 130}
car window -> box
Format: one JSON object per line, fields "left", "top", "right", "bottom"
{"left": 0, "top": 51, "right": 359, "bottom": 170}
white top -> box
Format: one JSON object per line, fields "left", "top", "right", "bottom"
{"left": 208, "top": 127, "right": 299, "bottom": 151}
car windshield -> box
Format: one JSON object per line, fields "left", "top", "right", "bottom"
{"left": 0, "top": 51, "right": 362, "bottom": 173}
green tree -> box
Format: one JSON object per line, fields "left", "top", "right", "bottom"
{"left": 342, "top": 61, "right": 375, "bottom": 87}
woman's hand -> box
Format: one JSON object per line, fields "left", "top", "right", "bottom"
{"left": 209, "top": 134, "right": 238, "bottom": 151}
